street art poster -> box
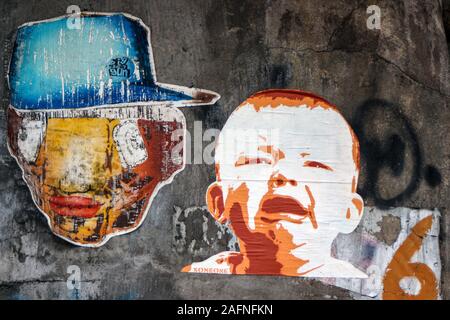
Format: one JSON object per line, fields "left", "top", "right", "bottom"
{"left": 178, "top": 90, "right": 441, "bottom": 297}
{"left": 182, "top": 89, "right": 367, "bottom": 278}
{"left": 6, "top": 12, "right": 219, "bottom": 247}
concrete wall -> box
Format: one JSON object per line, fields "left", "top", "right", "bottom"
{"left": 0, "top": 0, "right": 448, "bottom": 299}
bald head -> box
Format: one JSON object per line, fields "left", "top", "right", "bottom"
{"left": 215, "top": 90, "right": 360, "bottom": 189}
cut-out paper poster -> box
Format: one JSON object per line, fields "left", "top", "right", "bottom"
{"left": 7, "top": 12, "right": 220, "bottom": 247}
{"left": 182, "top": 89, "right": 366, "bottom": 278}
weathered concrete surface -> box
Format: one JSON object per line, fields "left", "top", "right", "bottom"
{"left": 0, "top": 0, "right": 448, "bottom": 299}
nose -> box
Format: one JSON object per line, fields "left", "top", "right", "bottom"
{"left": 59, "top": 163, "right": 96, "bottom": 193}
{"left": 57, "top": 149, "right": 110, "bottom": 194}
{"left": 269, "top": 172, "right": 297, "bottom": 189}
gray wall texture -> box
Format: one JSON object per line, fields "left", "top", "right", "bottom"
{"left": 0, "top": 0, "right": 449, "bottom": 299}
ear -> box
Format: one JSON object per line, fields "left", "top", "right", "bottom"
{"left": 206, "top": 182, "right": 227, "bottom": 224}
{"left": 342, "top": 193, "right": 364, "bottom": 234}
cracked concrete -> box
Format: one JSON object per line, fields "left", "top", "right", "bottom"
{"left": 0, "top": 0, "right": 448, "bottom": 299}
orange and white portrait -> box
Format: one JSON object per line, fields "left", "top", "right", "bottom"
{"left": 182, "top": 89, "right": 366, "bottom": 278}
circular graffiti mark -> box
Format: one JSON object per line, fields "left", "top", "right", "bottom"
{"left": 353, "top": 99, "right": 423, "bottom": 208}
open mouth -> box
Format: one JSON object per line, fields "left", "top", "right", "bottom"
{"left": 260, "top": 195, "right": 310, "bottom": 224}
{"left": 49, "top": 196, "right": 102, "bottom": 218}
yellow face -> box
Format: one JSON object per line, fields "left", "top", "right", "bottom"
{"left": 37, "top": 118, "right": 123, "bottom": 243}
{"left": 43, "top": 118, "right": 122, "bottom": 194}
{"left": 8, "top": 108, "right": 184, "bottom": 246}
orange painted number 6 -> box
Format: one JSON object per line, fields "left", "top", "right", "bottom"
{"left": 383, "top": 215, "right": 437, "bottom": 300}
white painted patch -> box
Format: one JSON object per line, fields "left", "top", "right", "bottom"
{"left": 321, "top": 207, "right": 441, "bottom": 299}
{"left": 113, "top": 119, "right": 148, "bottom": 168}
{"left": 13, "top": 103, "right": 187, "bottom": 122}
{"left": 17, "top": 117, "right": 46, "bottom": 163}
{"left": 399, "top": 276, "right": 421, "bottom": 296}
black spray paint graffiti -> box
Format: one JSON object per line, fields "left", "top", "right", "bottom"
{"left": 352, "top": 99, "right": 441, "bottom": 208}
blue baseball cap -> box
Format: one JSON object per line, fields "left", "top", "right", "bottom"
{"left": 8, "top": 12, "right": 220, "bottom": 111}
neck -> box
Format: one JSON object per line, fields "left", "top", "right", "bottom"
{"left": 237, "top": 241, "right": 334, "bottom": 276}
{"left": 291, "top": 242, "right": 334, "bottom": 274}
{"left": 236, "top": 240, "right": 283, "bottom": 275}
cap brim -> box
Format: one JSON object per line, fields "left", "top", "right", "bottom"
{"left": 9, "top": 83, "right": 220, "bottom": 113}
{"left": 157, "top": 82, "right": 221, "bottom": 107}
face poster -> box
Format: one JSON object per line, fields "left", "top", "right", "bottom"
{"left": 182, "top": 89, "right": 366, "bottom": 278}
{"left": 7, "top": 12, "right": 219, "bottom": 247}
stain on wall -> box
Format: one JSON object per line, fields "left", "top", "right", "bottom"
{"left": 173, "top": 205, "right": 238, "bottom": 258}
{"left": 374, "top": 215, "right": 401, "bottom": 246}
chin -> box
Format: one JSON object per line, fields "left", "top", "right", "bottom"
{"left": 47, "top": 211, "right": 107, "bottom": 244}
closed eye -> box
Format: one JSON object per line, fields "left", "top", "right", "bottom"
{"left": 235, "top": 156, "right": 272, "bottom": 167}
{"left": 303, "top": 160, "right": 333, "bottom": 171}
